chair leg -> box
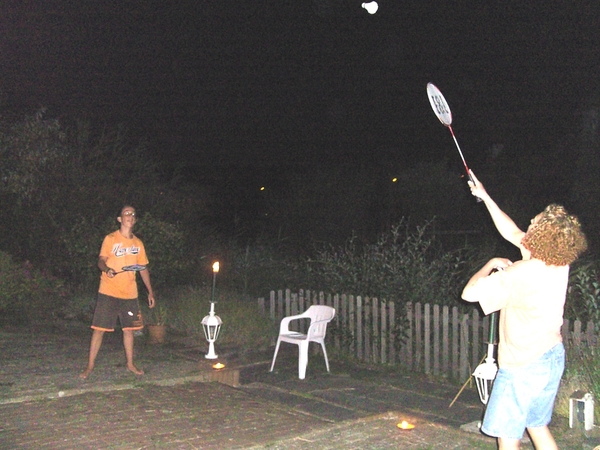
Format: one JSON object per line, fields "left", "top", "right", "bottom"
{"left": 298, "top": 341, "right": 309, "bottom": 380}
{"left": 270, "top": 340, "right": 282, "bottom": 372}
{"left": 321, "top": 342, "right": 330, "bottom": 372}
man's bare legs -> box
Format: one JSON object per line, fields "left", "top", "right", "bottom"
{"left": 123, "top": 329, "right": 144, "bottom": 375}
{"left": 80, "top": 329, "right": 105, "bottom": 379}
{"left": 80, "top": 328, "right": 144, "bottom": 378}
{"left": 527, "top": 426, "right": 558, "bottom": 450}
{"left": 498, "top": 437, "right": 520, "bottom": 449}
{"left": 497, "top": 426, "right": 557, "bottom": 450}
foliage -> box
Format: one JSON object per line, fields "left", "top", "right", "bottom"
{"left": 144, "top": 303, "right": 169, "bottom": 326}
{"left": 227, "top": 236, "right": 307, "bottom": 297}
{"left": 557, "top": 344, "right": 600, "bottom": 424}
{"left": 306, "top": 220, "right": 469, "bottom": 307}
{"left": 0, "top": 251, "right": 67, "bottom": 323}
{"left": 166, "top": 286, "right": 276, "bottom": 350}
{"left": 133, "top": 212, "right": 193, "bottom": 289}
{"left": 565, "top": 259, "right": 600, "bottom": 326}
{"left": 0, "top": 111, "right": 208, "bottom": 289}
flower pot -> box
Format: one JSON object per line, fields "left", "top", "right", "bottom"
{"left": 147, "top": 324, "right": 167, "bottom": 345}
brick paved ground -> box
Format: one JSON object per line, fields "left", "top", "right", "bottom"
{"left": 0, "top": 324, "right": 593, "bottom": 449}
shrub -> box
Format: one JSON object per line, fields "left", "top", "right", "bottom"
{"left": 0, "top": 251, "right": 67, "bottom": 324}
{"left": 556, "top": 344, "right": 600, "bottom": 424}
{"left": 227, "top": 237, "right": 306, "bottom": 297}
{"left": 566, "top": 259, "right": 600, "bottom": 326}
{"left": 305, "top": 220, "right": 469, "bottom": 307}
{"left": 165, "top": 286, "right": 276, "bottom": 351}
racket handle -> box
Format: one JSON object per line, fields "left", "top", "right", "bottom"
{"left": 466, "top": 172, "right": 483, "bottom": 202}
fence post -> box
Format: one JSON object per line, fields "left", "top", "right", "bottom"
{"left": 389, "top": 301, "right": 396, "bottom": 365}
{"left": 472, "top": 309, "right": 480, "bottom": 372}
{"left": 364, "top": 297, "right": 371, "bottom": 362}
{"left": 356, "top": 296, "right": 363, "bottom": 361}
{"left": 452, "top": 306, "right": 459, "bottom": 379}
{"left": 372, "top": 298, "right": 379, "bottom": 363}
{"left": 380, "top": 299, "right": 387, "bottom": 365}
{"left": 406, "top": 302, "right": 413, "bottom": 370}
{"left": 270, "top": 291, "right": 275, "bottom": 321}
{"left": 415, "top": 302, "right": 422, "bottom": 372}
{"left": 277, "top": 290, "right": 284, "bottom": 322}
{"left": 333, "top": 294, "right": 340, "bottom": 350}
{"left": 299, "top": 289, "right": 305, "bottom": 315}
{"left": 424, "top": 303, "right": 431, "bottom": 375}
{"left": 442, "top": 305, "right": 449, "bottom": 375}
{"left": 460, "top": 313, "right": 469, "bottom": 381}
{"left": 348, "top": 295, "right": 355, "bottom": 355}
{"left": 433, "top": 304, "right": 440, "bottom": 376}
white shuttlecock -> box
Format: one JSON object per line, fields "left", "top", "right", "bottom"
{"left": 362, "top": 2, "right": 378, "bottom": 14}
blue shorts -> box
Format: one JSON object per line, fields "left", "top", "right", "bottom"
{"left": 481, "top": 342, "right": 565, "bottom": 440}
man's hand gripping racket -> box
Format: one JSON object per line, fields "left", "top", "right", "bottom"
{"left": 427, "top": 82, "right": 481, "bottom": 202}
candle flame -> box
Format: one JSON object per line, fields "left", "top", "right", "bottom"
{"left": 397, "top": 421, "right": 415, "bottom": 430}
{"left": 212, "top": 261, "right": 220, "bottom": 273}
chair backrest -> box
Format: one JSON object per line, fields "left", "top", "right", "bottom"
{"left": 305, "top": 305, "right": 335, "bottom": 340}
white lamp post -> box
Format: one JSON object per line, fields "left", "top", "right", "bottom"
{"left": 202, "top": 262, "right": 222, "bottom": 359}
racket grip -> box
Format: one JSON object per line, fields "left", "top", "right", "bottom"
{"left": 466, "top": 172, "right": 483, "bottom": 202}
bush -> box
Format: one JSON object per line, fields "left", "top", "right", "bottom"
{"left": 227, "top": 237, "right": 307, "bottom": 297}
{"left": 566, "top": 259, "right": 600, "bottom": 325}
{"left": 165, "top": 286, "right": 276, "bottom": 351}
{"left": 0, "top": 251, "right": 67, "bottom": 324}
{"left": 556, "top": 344, "right": 600, "bottom": 424}
{"left": 305, "top": 220, "right": 469, "bottom": 307}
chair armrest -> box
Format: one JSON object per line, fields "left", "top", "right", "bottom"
{"left": 306, "top": 318, "right": 334, "bottom": 334}
{"left": 279, "top": 311, "right": 310, "bottom": 333}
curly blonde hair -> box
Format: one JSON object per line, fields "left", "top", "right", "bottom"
{"left": 521, "top": 204, "right": 588, "bottom": 266}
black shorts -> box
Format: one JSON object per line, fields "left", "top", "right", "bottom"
{"left": 91, "top": 293, "right": 143, "bottom": 332}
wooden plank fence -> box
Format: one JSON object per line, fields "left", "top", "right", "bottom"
{"left": 258, "top": 289, "right": 599, "bottom": 382}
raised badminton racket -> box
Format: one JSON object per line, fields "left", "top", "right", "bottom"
{"left": 114, "top": 264, "right": 146, "bottom": 274}
{"left": 427, "top": 82, "right": 480, "bottom": 201}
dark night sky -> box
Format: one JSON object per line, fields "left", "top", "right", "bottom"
{"left": 3, "top": 1, "right": 600, "bottom": 172}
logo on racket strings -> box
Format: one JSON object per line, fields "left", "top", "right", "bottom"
{"left": 430, "top": 95, "right": 450, "bottom": 115}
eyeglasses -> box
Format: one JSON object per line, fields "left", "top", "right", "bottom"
{"left": 122, "top": 211, "right": 136, "bottom": 217}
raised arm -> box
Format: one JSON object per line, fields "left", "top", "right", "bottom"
{"left": 468, "top": 171, "right": 526, "bottom": 249}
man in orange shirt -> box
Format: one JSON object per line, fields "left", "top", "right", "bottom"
{"left": 80, "top": 205, "right": 155, "bottom": 379}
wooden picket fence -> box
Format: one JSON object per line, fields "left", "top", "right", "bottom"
{"left": 258, "top": 289, "right": 599, "bottom": 382}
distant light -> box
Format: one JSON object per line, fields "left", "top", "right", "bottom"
{"left": 362, "top": 2, "right": 378, "bottom": 14}
{"left": 392, "top": 178, "right": 398, "bottom": 183}
{"left": 260, "top": 186, "right": 265, "bottom": 191}
{"left": 212, "top": 261, "right": 220, "bottom": 273}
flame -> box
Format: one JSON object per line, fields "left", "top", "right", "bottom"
{"left": 397, "top": 420, "right": 415, "bottom": 430}
{"left": 212, "top": 261, "right": 220, "bottom": 273}
{"left": 213, "top": 362, "right": 225, "bottom": 370}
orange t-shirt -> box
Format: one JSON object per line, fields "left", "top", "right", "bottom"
{"left": 98, "top": 231, "right": 149, "bottom": 299}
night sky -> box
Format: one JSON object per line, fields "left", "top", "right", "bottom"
{"left": 3, "top": 1, "right": 600, "bottom": 173}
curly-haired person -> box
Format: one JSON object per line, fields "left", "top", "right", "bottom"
{"left": 462, "top": 171, "right": 587, "bottom": 450}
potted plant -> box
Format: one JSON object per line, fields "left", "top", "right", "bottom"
{"left": 146, "top": 304, "right": 168, "bottom": 344}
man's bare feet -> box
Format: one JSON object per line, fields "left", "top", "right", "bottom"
{"left": 79, "top": 368, "right": 93, "bottom": 379}
{"left": 127, "top": 365, "right": 144, "bottom": 376}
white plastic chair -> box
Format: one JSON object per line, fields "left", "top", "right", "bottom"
{"left": 270, "top": 305, "right": 336, "bottom": 380}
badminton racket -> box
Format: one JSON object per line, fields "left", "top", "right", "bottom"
{"left": 114, "top": 264, "right": 146, "bottom": 274}
{"left": 427, "top": 82, "right": 481, "bottom": 201}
